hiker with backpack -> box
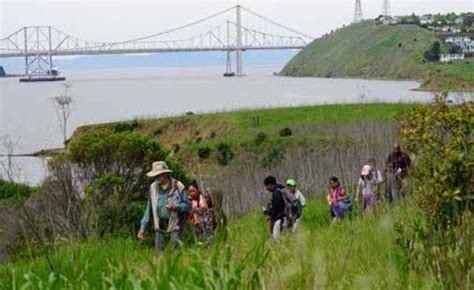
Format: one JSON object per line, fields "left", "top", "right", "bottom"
{"left": 188, "top": 180, "right": 214, "bottom": 246}
{"left": 328, "top": 176, "right": 352, "bottom": 221}
{"left": 368, "top": 158, "right": 384, "bottom": 201}
{"left": 204, "top": 187, "right": 227, "bottom": 234}
{"left": 384, "top": 143, "right": 411, "bottom": 202}
{"left": 262, "top": 176, "right": 287, "bottom": 239}
{"left": 137, "top": 161, "right": 189, "bottom": 255}
{"left": 355, "top": 165, "right": 375, "bottom": 213}
{"left": 286, "top": 179, "right": 306, "bottom": 233}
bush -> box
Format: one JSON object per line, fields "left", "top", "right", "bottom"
{"left": 279, "top": 127, "right": 292, "bottom": 137}
{"left": 63, "top": 131, "right": 189, "bottom": 237}
{"left": 112, "top": 119, "right": 141, "bottom": 133}
{"left": 0, "top": 179, "right": 33, "bottom": 205}
{"left": 254, "top": 132, "right": 267, "bottom": 146}
{"left": 398, "top": 97, "right": 473, "bottom": 287}
{"left": 172, "top": 144, "right": 181, "bottom": 154}
{"left": 216, "top": 142, "right": 233, "bottom": 166}
{"left": 197, "top": 146, "right": 212, "bottom": 159}
{"left": 423, "top": 41, "right": 441, "bottom": 62}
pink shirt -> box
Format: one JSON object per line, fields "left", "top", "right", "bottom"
{"left": 329, "top": 187, "right": 347, "bottom": 207}
{"left": 191, "top": 195, "right": 207, "bottom": 225}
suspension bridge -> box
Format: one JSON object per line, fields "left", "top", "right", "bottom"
{"left": 0, "top": 5, "right": 313, "bottom": 81}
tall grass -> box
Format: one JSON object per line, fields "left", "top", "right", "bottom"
{"left": 0, "top": 197, "right": 441, "bottom": 289}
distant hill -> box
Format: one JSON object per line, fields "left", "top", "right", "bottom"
{"left": 280, "top": 21, "right": 435, "bottom": 80}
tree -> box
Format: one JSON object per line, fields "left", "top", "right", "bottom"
{"left": 424, "top": 41, "right": 441, "bottom": 62}
{"left": 0, "top": 135, "right": 20, "bottom": 182}
{"left": 52, "top": 82, "right": 73, "bottom": 146}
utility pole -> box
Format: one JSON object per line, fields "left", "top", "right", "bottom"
{"left": 235, "top": 5, "right": 243, "bottom": 75}
{"left": 353, "top": 0, "right": 363, "bottom": 23}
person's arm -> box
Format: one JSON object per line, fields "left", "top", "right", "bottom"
{"left": 140, "top": 193, "right": 151, "bottom": 231}
{"left": 298, "top": 191, "right": 306, "bottom": 207}
{"left": 177, "top": 189, "right": 189, "bottom": 213}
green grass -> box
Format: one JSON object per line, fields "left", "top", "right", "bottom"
{"left": 280, "top": 20, "right": 473, "bottom": 91}
{"left": 0, "top": 197, "right": 440, "bottom": 289}
{"left": 280, "top": 21, "right": 435, "bottom": 80}
{"left": 74, "top": 103, "right": 412, "bottom": 148}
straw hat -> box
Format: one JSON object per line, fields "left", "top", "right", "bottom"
{"left": 146, "top": 161, "right": 172, "bottom": 177}
{"left": 361, "top": 165, "right": 372, "bottom": 176}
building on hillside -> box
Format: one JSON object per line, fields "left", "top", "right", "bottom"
{"left": 440, "top": 53, "right": 465, "bottom": 62}
{"left": 446, "top": 36, "right": 474, "bottom": 52}
{"left": 454, "top": 17, "right": 464, "bottom": 25}
{"left": 375, "top": 15, "right": 398, "bottom": 25}
{"left": 420, "top": 14, "right": 433, "bottom": 25}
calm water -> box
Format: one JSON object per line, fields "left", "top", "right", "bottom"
{"left": 0, "top": 65, "right": 438, "bottom": 184}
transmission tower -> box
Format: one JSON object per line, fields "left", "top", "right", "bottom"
{"left": 382, "top": 0, "right": 391, "bottom": 16}
{"left": 353, "top": 0, "right": 363, "bottom": 23}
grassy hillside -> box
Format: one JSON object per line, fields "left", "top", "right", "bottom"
{"left": 280, "top": 21, "right": 473, "bottom": 91}
{"left": 0, "top": 198, "right": 440, "bottom": 289}
{"left": 72, "top": 103, "right": 411, "bottom": 153}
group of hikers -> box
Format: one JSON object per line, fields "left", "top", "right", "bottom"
{"left": 137, "top": 143, "right": 411, "bottom": 254}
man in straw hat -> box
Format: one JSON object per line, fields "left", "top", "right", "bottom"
{"left": 137, "top": 161, "right": 189, "bottom": 255}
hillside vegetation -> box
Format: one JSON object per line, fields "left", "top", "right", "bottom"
{"left": 280, "top": 21, "right": 473, "bottom": 91}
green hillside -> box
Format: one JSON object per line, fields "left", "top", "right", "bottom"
{"left": 280, "top": 21, "right": 473, "bottom": 91}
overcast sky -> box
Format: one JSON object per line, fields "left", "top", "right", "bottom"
{"left": 1, "top": 0, "right": 472, "bottom": 41}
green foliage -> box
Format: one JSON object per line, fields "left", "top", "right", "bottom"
{"left": 254, "top": 132, "right": 268, "bottom": 146}
{"left": 0, "top": 179, "right": 33, "bottom": 205}
{"left": 262, "top": 143, "right": 286, "bottom": 169}
{"left": 112, "top": 119, "right": 141, "bottom": 133}
{"left": 65, "top": 131, "right": 189, "bottom": 236}
{"left": 1, "top": 198, "right": 448, "bottom": 289}
{"left": 397, "top": 98, "right": 473, "bottom": 287}
{"left": 216, "top": 142, "right": 233, "bottom": 166}
{"left": 423, "top": 41, "right": 441, "bottom": 62}
{"left": 281, "top": 21, "right": 435, "bottom": 79}
{"left": 279, "top": 127, "right": 292, "bottom": 137}
{"left": 197, "top": 146, "right": 212, "bottom": 159}
{"left": 400, "top": 98, "right": 473, "bottom": 227}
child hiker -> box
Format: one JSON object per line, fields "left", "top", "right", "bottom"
{"left": 286, "top": 179, "right": 306, "bottom": 233}
{"left": 328, "top": 176, "right": 352, "bottom": 221}
{"left": 355, "top": 165, "right": 375, "bottom": 213}
{"left": 188, "top": 180, "right": 214, "bottom": 246}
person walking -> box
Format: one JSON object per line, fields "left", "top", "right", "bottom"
{"left": 262, "top": 176, "right": 287, "bottom": 239}
{"left": 137, "top": 161, "right": 189, "bottom": 255}
{"left": 368, "top": 157, "right": 384, "bottom": 201}
{"left": 188, "top": 181, "right": 214, "bottom": 246}
{"left": 355, "top": 165, "right": 375, "bottom": 213}
{"left": 385, "top": 143, "right": 411, "bottom": 202}
{"left": 286, "top": 179, "right": 306, "bottom": 233}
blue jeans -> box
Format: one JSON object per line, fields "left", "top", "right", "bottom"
{"left": 333, "top": 200, "right": 352, "bottom": 220}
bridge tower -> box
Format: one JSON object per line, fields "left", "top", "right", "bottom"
{"left": 353, "top": 0, "right": 363, "bottom": 23}
{"left": 23, "top": 26, "right": 56, "bottom": 79}
{"left": 235, "top": 5, "right": 243, "bottom": 75}
{"left": 382, "top": 0, "right": 391, "bottom": 17}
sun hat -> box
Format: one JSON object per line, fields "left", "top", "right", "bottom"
{"left": 361, "top": 165, "right": 372, "bottom": 176}
{"left": 286, "top": 179, "right": 297, "bottom": 187}
{"left": 146, "top": 161, "right": 173, "bottom": 177}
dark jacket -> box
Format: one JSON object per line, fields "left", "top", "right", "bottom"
{"left": 386, "top": 152, "right": 411, "bottom": 178}
{"left": 267, "top": 184, "right": 287, "bottom": 222}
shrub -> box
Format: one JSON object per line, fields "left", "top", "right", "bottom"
{"left": 0, "top": 179, "right": 33, "bottom": 205}
{"left": 62, "top": 131, "right": 189, "bottom": 236}
{"left": 172, "top": 144, "right": 181, "bottom": 154}
{"left": 112, "top": 119, "right": 141, "bottom": 133}
{"left": 254, "top": 132, "right": 267, "bottom": 146}
{"left": 197, "top": 146, "right": 212, "bottom": 159}
{"left": 397, "top": 97, "right": 473, "bottom": 287}
{"left": 216, "top": 142, "right": 233, "bottom": 166}
{"left": 423, "top": 41, "right": 441, "bottom": 62}
{"left": 279, "top": 127, "right": 292, "bottom": 137}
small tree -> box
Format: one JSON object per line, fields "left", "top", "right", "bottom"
{"left": 52, "top": 83, "right": 73, "bottom": 146}
{"left": 0, "top": 135, "right": 20, "bottom": 182}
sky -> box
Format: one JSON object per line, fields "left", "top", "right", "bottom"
{"left": 1, "top": 0, "right": 473, "bottom": 42}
